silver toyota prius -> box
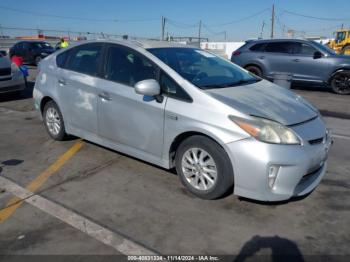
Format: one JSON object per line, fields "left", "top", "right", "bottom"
{"left": 33, "top": 40, "right": 332, "bottom": 201}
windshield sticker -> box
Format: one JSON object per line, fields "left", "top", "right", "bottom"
{"left": 195, "top": 50, "right": 216, "bottom": 58}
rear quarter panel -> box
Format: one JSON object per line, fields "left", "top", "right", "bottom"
{"left": 33, "top": 55, "right": 60, "bottom": 114}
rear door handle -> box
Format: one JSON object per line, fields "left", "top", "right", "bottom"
{"left": 98, "top": 92, "right": 111, "bottom": 101}
{"left": 293, "top": 59, "right": 300, "bottom": 62}
{"left": 58, "top": 78, "right": 66, "bottom": 86}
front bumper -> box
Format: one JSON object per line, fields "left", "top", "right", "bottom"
{"left": 0, "top": 75, "right": 26, "bottom": 94}
{"left": 226, "top": 120, "right": 332, "bottom": 201}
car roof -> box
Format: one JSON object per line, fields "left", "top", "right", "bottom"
{"left": 16, "top": 40, "right": 50, "bottom": 45}
{"left": 72, "top": 39, "right": 195, "bottom": 50}
{"left": 246, "top": 38, "right": 311, "bottom": 44}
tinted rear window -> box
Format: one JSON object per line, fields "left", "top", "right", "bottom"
{"left": 249, "top": 43, "right": 266, "bottom": 52}
{"left": 65, "top": 43, "right": 103, "bottom": 76}
{"left": 265, "top": 42, "right": 294, "bottom": 54}
{"left": 56, "top": 51, "right": 69, "bottom": 68}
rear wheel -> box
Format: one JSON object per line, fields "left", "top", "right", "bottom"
{"left": 175, "top": 135, "right": 234, "bottom": 200}
{"left": 245, "top": 65, "right": 263, "bottom": 77}
{"left": 43, "top": 101, "right": 67, "bottom": 140}
{"left": 330, "top": 70, "right": 350, "bottom": 95}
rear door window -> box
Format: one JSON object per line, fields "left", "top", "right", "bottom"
{"left": 65, "top": 43, "right": 103, "bottom": 76}
{"left": 103, "top": 44, "right": 158, "bottom": 87}
{"left": 265, "top": 42, "right": 294, "bottom": 54}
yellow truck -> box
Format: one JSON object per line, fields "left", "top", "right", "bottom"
{"left": 328, "top": 29, "right": 350, "bottom": 55}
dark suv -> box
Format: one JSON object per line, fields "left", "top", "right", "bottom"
{"left": 9, "top": 41, "right": 55, "bottom": 65}
{"left": 231, "top": 39, "right": 350, "bottom": 94}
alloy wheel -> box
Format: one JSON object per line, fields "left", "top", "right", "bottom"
{"left": 332, "top": 72, "right": 350, "bottom": 95}
{"left": 181, "top": 148, "right": 218, "bottom": 191}
{"left": 45, "top": 107, "right": 61, "bottom": 136}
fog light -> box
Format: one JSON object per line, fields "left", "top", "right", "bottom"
{"left": 268, "top": 165, "right": 280, "bottom": 189}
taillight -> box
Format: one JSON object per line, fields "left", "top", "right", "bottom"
{"left": 232, "top": 51, "right": 241, "bottom": 56}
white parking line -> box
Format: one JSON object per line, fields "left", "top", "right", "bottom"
{"left": 0, "top": 176, "right": 157, "bottom": 256}
{"left": 333, "top": 134, "right": 350, "bottom": 140}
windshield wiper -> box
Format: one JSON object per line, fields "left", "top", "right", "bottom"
{"left": 200, "top": 78, "right": 261, "bottom": 89}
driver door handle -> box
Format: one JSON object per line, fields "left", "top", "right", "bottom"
{"left": 98, "top": 92, "right": 111, "bottom": 101}
{"left": 293, "top": 59, "right": 300, "bottom": 62}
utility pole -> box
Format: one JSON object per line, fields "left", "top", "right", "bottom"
{"left": 260, "top": 21, "right": 265, "bottom": 39}
{"left": 271, "top": 4, "right": 275, "bottom": 39}
{"left": 341, "top": 23, "right": 344, "bottom": 29}
{"left": 161, "top": 16, "right": 166, "bottom": 41}
{"left": 198, "top": 20, "right": 202, "bottom": 47}
{"left": 224, "top": 31, "right": 227, "bottom": 42}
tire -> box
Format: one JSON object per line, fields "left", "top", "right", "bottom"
{"left": 330, "top": 70, "right": 350, "bottom": 95}
{"left": 245, "top": 65, "right": 263, "bottom": 78}
{"left": 43, "top": 101, "right": 67, "bottom": 140}
{"left": 175, "top": 135, "right": 234, "bottom": 200}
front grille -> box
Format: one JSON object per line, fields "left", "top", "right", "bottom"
{"left": 309, "top": 137, "right": 324, "bottom": 145}
{"left": 299, "top": 164, "right": 323, "bottom": 184}
{"left": 0, "top": 67, "right": 11, "bottom": 76}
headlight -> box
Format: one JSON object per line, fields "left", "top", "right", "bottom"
{"left": 229, "top": 115, "right": 301, "bottom": 145}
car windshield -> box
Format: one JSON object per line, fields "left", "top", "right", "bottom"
{"left": 312, "top": 41, "right": 337, "bottom": 55}
{"left": 32, "top": 42, "right": 53, "bottom": 49}
{"left": 148, "top": 47, "right": 260, "bottom": 89}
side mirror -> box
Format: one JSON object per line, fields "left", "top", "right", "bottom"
{"left": 135, "top": 79, "right": 161, "bottom": 96}
{"left": 313, "top": 51, "right": 323, "bottom": 59}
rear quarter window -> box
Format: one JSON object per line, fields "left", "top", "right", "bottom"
{"left": 56, "top": 51, "right": 69, "bottom": 68}
{"left": 249, "top": 43, "right": 266, "bottom": 52}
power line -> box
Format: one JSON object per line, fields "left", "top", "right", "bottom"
{"left": 275, "top": 11, "right": 340, "bottom": 37}
{"left": 0, "top": 5, "right": 158, "bottom": 23}
{"left": 202, "top": 24, "right": 225, "bottom": 36}
{"left": 166, "top": 18, "right": 199, "bottom": 28}
{"left": 207, "top": 8, "right": 270, "bottom": 27}
{"left": 282, "top": 9, "right": 350, "bottom": 22}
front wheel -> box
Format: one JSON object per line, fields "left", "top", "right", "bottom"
{"left": 43, "top": 101, "right": 67, "bottom": 140}
{"left": 245, "top": 65, "right": 263, "bottom": 78}
{"left": 175, "top": 135, "right": 234, "bottom": 200}
{"left": 330, "top": 70, "right": 350, "bottom": 95}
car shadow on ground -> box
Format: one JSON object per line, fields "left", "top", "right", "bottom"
{"left": 237, "top": 192, "right": 313, "bottom": 206}
{"left": 234, "top": 235, "right": 305, "bottom": 262}
{"left": 0, "top": 81, "right": 34, "bottom": 103}
{"left": 292, "top": 84, "right": 331, "bottom": 93}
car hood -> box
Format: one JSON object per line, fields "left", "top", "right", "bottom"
{"left": 0, "top": 57, "right": 11, "bottom": 69}
{"left": 205, "top": 80, "right": 318, "bottom": 126}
